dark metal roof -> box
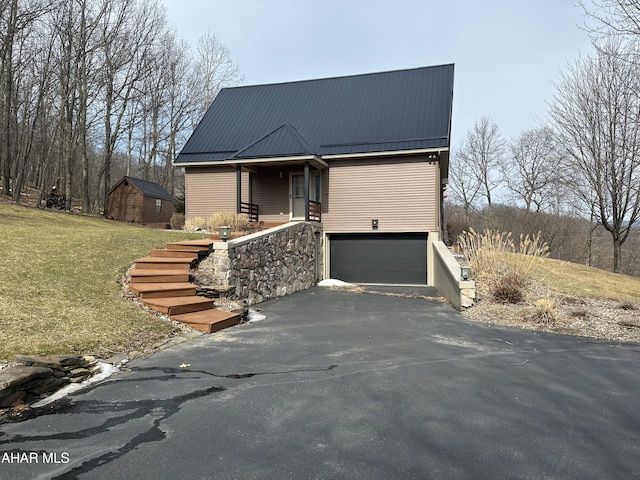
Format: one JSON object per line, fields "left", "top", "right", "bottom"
{"left": 109, "top": 176, "right": 173, "bottom": 201}
{"left": 175, "top": 64, "right": 454, "bottom": 165}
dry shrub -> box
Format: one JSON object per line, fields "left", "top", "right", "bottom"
{"left": 207, "top": 212, "right": 250, "bottom": 232}
{"left": 169, "top": 213, "right": 185, "bottom": 230}
{"left": 492, "top": 272, "right": 526, "bottom": 304}
{"left": 184, "top": 216, "right": 207, "bottom": 232}
{"left": 458, "top": 228, "right": 550, "bottom": 304}
{"left": 532, "top": 296, "right": 559, "bottom": 324}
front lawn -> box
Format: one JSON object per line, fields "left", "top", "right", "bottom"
{"left": 0, "top": 203, "right": 208, "bottom": 362}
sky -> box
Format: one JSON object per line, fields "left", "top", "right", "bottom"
{"left": 160, "top": 0, "right": 594, "bottom": 148}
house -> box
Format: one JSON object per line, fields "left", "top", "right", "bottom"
{"left": 107, "top": 176, "right": 174, "bottom": 225}
{"left": 175, "top": 64, "right": 455, "bottom": 286}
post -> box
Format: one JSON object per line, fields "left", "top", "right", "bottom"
{"left": 304, "top": 161, "right": 310, "bottom": 221}
{"left": 236, "top": 165, "right": 242, "bottom": 214}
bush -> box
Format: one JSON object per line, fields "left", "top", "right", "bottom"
{"left": 173, "top": 194, "right": 185, "bottom": 214}
{"left": 458, "top": 228, "right": 549, "bottom": 304}
{"left": 207, "top": 212, "right": 250, "bottom": 232}
{"left": 182, "top": 212, "right": 252, "bottom": 232}
{"left": 492, "top": 272, "right": 526, "bottom": 304}
{"left": 169, "top": 213, "right": 185, "bottom": 230}
{"left": 532, "top": 296, "right": 559, "bottom": 324}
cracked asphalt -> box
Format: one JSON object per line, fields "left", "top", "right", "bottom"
{"left": 1, "top": 286, "right": 640, "bottom": 480}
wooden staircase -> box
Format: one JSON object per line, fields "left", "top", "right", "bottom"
{"left": 129, "top": 238, "right": 241, "bottom": 333}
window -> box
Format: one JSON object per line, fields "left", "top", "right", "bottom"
{"left": 155, "top": 199, "right": 161, "bottom": 213}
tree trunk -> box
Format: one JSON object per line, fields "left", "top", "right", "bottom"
{"left": 612, "top": 237, "right": 622, "bottom": 274}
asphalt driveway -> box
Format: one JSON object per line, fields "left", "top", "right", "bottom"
{"left": 1, "top": 286, "right": 639, "bottom": 480}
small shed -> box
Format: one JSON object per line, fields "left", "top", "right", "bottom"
{"left": 107, "top": 176, "right": 174, "bottom": 225}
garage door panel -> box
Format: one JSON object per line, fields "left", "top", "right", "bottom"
{"left": 330, "top": 233, "right": 427, "bottom": 284}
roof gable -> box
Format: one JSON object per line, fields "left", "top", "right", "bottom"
{"left": 176, "top": 64, "right": 454, "bottom": 165}
{"left": 232, "top": 123, "right": 316, "bottom": 159}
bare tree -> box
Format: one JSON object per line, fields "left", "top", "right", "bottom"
{"left": 448, "top": 147, "right": 482, "bottom": 221}
{"left": 454, "top": 117, "right": 505, "bottom": 219}
{"left": 97, "top": 0, "right": 167, "bottom": 215}
{"left": 0, "top": 0, "right": 51, "bottom": 198}
{"left": 579, "top": 0, "right": 640, "bottom": 37}
{"left": 0, "top": 0, "right": 243, "bottom": 210}
{"left": 500, "top": 127, "right": 563, "bottom": 212}
{"left": 548, "top": 39, "right": 640, "bottom": 273}
{"left": 194, "top": 32, "right": 243, "bottom": 118}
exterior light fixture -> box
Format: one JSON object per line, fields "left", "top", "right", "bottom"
{"left": 218, "top": 225, "right": 232, "bottom": 242}
{"left": 460, "top": 266, "right": 471, "bottom": 281}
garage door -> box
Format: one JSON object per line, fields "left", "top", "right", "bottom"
{"left": 329, "top": 233, "right": 427, "bottom": 284}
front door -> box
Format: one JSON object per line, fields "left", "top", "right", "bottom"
{"left": 290, "top": 172, "right": 320, "bottom": 220}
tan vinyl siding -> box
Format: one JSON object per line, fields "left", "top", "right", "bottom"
{"left": 185, "top": 166, "right": 249, "bottom": 219}
{"left": 322, "top": 157, "right": 439, "bottom": 233}
{"left": 252, "top": 168, "right": 291, "bottom": 223}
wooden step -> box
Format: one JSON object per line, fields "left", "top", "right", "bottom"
{"left": 129, "top": 282, "right": 197, "bottom": 299}
{"left": 166, "top": 239, "right": 214, "bottom": 252}
{"left": 142, "top": 296, "right": 214, "bottom": 315}
{"left": 171, "top": 310, "right": 241, "bottom": 333}
{"left": 134, "top": 256, "right": 194, "bottom": 270}
{"left": 150, "top": 249, "right": 200, "bottom": 259}
{"left": 210, "top": 232, "right": 245, "bottom": 241}
{"left": 130, "top": 269, "right": 191, "bottom": 283}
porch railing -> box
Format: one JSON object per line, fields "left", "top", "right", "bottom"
{"left": 308, "top": 200, "right": 322, "bottom": 222}
{"left": 240, "top": 202, "right": 259, "bottom": 222}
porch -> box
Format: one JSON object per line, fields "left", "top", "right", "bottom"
{"left": 233, "top": 158, "right": 327, "bottom": 224}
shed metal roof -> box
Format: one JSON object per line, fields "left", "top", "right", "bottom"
{"left": 108, "top": 176, "right": 174, "bottom": 201}
{"left": 175, "top": 64, "right": 454, "bottom": 165}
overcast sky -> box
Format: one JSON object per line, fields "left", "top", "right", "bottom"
{"left": 160, "top": 0, "right": 594, "bottom": 147}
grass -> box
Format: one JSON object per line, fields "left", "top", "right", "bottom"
{"left": 509, "top": 255, "right": 640, "bottom": 304}
{"left": 0, "top": 203, "right": 209, "bottom": 362}
{"left": 458, "top": 228, "right": 640, "bottom": 305}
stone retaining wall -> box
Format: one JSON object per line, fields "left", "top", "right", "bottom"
{"left": 0, "top": 355, "right": 99, "bottom": 408}
{"left": 203, "top": 222, "right": 322, "bottom": 306}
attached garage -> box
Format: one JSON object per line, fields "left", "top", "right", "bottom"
{"left": 328, "top": 233, "right": 428, "bottom": 284}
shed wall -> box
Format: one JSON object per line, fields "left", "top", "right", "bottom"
{"left": 107, "top": 182, "right": 144, "bottom": 222}
{"left": 141, "top": 196, "right": 174, "bottom": 224}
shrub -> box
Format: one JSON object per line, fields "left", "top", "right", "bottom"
{"left": 532, "top": 296, "right": 559, "bottom": 324}
{"left": 169, "top": 213, "right": 185, "bottom": 230}
{"left": 173, "top": 194, "right": 185, "bottom": 214}
{"left": 207, "top": 212, "right": 250, "bottom": 232}
{"left": 458, "top": 228, "right": 550, "bottom": 304}
{"left": 492, "top": 272, "right": 526, "bottom": 304}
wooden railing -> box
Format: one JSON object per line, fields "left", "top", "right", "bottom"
{"left": 308, "top": 200, "right": 322, "bottom": 222}
{"left": 240, "top": 202, "right": 259, "bottom": 222}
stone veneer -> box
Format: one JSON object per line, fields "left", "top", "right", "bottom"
{"left": 206, "top": 222, "right": 322, "bottom": 306}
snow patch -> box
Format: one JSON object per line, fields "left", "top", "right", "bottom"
{"left": 247, "top": 309, "right": 266, "bottom": 323}
{"left": 318, "top": 279, "right": 357, "bottom": 288}
{"left": 32, "top": 362, "right": 119, "bottom": 408}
